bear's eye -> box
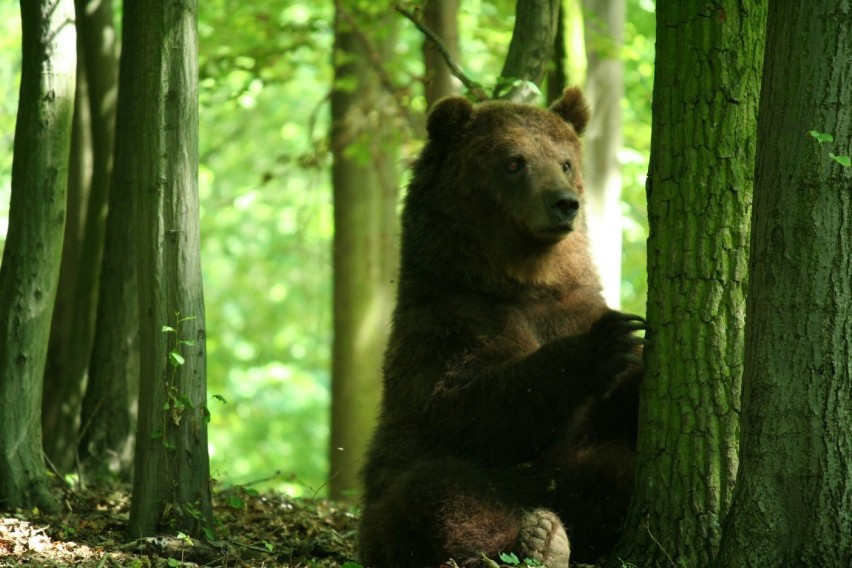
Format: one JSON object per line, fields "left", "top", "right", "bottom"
{"left": 562, "top": 160, "right": 573, "bottom": 173}
{"left": 507, "top": 156, "right": 526, "bottom": 173}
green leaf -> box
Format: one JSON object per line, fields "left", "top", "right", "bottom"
{"left": 227, "top": 495, "right": 246, "bottom": 508}
{"left": 176, "top": 393, "right": 195, "bottom": 409}
{"left": 150, "top": 430, "right": 163, "bottom": 440}
{"left": 829, "top": 153, "right": 851, "bottom": 167}
{"left": 263, "top": 540, "right": 275, "bottom": 552}
{"left": 340, "top": 563, "right": 363, "bottom": 568}
{"left": 202, "top": 527, "right": 216, "bottom": 540}
{"left": 167, "top": 559, "right": 181, "bottom": 568}
{"left": 809, "top": 130, "right": 834, "bottom": 144}
{"left": 162, "top": 325, "right": 177, "bottom": 333}
{"left": 499, "top": 552, "right": 520, "bottom": 566}
{"left": 169, "top": 351, "right": 186, "bottom": 367}
{"left": 211, "top": 394, "right": 228, "bottom": 404}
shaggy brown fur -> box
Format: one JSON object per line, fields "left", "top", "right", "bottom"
{"left": 359, "top": 87, "right": 645, "bottom": 567}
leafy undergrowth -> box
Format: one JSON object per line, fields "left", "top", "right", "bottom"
{"left": 0, "top": 482, "right": 359, "bottom": 567}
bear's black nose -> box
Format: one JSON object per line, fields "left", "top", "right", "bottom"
{"left": 551, "top": 192, "right": 580, "bottom": 223}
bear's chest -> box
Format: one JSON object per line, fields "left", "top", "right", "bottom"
{"left": 500, "top": 296, "right": 599, "bottom": 347}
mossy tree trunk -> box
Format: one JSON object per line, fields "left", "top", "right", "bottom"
{"left": 716, "top": 2, "right": 852, "bottom": 565}
{"left": 0, "top": 0, "right": 76, "bottom": 513}
{"left": 80, "top": 0, "right": 137, "bottom": 480}
{"left": 329, "top": 0, "right": 400, "bottom": 501}
{"left": 126, "top": 0, "right": 214, "bottom": 538}
{"left": 43, "top": 0, "right": 118, "bottom": 472}
{"left": 497, "top": 0, "right": 560, "bottom": 101}
{"left": 609, "top": 2, "right": 765, "bottom": 566}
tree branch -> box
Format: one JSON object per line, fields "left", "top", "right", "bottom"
{"left": 395, "top": 3, "right": 488, "bottom": 101}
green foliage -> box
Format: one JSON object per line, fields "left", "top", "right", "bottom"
{"left": 0, "top": 3, "right": 21, "bottom": 258}
{"left": 809, "top": 130, "right": 851, "bottom": 167}
{"left": 497, "top": 552, "right": 544, "bottom": 567}
{"left": 619, "top": 0, "right": 655, "bottom": 315}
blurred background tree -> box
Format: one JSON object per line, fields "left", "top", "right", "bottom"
{"left": 0, "top": 0, "right": 654, "bottom": 497}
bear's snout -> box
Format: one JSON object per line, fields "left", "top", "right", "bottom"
{"left": 548, "top": 190, "right": 580, "bottom": 228}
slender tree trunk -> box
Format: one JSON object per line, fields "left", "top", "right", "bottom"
{"left": 496, "top": 0, "right": 561, "bottom": 101}
{"left": 80, "top": 0, "right": 137, "bottom": 479}
{"left": 423, "top": 0, "right": 459, "bottom": 107}
{"left": 45, "top": 40, "right": 90, "bottom": 457}
{"left": 126, "top": 0, "right": 214, "bottom": 538}
{"left": 609, "top": 2, "right": 765, "bottom": 566}
{"left": 329, "top": 1, "right": 400, "bottom": 501}
{"left": 716, "top": 3, "right": 852, "bottom": 565}
{"left": 43, "top": 0, "right": 118, "bottom": 472}
{"left": 0, "top": 0, "right": 76, "bottom": 513}
{"left": 546, "top": 0, "right": 567, "bottom": 104}
{"left": 582, "top": 0, "right": 624, "bottom": 308}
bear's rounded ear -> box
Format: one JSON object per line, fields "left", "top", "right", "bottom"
{"left": 427, "top": 96, "right": 474, "bottom": 143}
{"left": 548, "top": 86, "right": 590, "bottom": 135}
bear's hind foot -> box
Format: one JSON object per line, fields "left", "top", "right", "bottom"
{"left": 518, "top": 509, "right": 570, "bottom": 568}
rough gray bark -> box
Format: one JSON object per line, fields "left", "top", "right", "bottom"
{"left": 0, "top": 0, "right": 76, "bottom": 512}
{"left": 582, "top": 0, "right": 624, "bottom": 307}
{"left": 609, "top": 2, "right": 765, "bottom": 566}
{"left": 126, "top": 0, "right": 214, "bottom": 538}
{"left": 716, "top": 2, "right": 852, "bottom": 565}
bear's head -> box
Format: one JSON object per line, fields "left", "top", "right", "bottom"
{"left": 421, "top": 87, "right": 591, "bottom": 246}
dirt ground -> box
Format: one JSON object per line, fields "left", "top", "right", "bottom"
{"left": 0, "top": 481, "right": 359, "bottom": 567}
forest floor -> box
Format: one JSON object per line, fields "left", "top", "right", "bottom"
{"left": 0, "top": 481, "right": 602, "bottom": 567}
{"left": 0, "top": 480, "right": 359, "bottom": 567}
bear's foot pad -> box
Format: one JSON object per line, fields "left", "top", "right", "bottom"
{"left": 518, "top": 509, "right": 570, "bottom": 568}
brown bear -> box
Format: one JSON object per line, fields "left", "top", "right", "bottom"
{"left": 358, "top": 87, "right": 645, "bottom": 567}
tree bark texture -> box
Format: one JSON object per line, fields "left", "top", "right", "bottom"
{"left": 80, "top": 0, "right": 137, "bottom": 479}
{"left": 43, "top": 34, "right": 90, "bottom": 470}
{"left": 716, "top": 3, "right": 852, "bottom": 565}
{"left": 423, "top": 0, "right": 459, "bottom": 107}
{"left": 126, "top": 0, "right": 214, "bottom": 538}
{"left": 496, "top": 0, "right": 560, "bottom": 101}
{"left": 0, "top": 0, "right": 76, "bottom": 512}
{"left": 43, "top": 0, "right": 119, "bottom": 472}
{"left": 330, "top": 1, "right": 400, "bottom": 501}
{"left": 546, "top": 0, "right": 567, "bottom": 104}
{"left": 610, "top": 2, "right": 765, "bottom": 566}
{"left": 582, "top": 0, "right": 625, "bottom": 308}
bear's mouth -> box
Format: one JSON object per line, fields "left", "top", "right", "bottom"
{"left": 535, "top": 221, "right": 574, "bottom": 241}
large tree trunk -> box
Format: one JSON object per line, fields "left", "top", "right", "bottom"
{"left": 423, "top": 0, "right": 459, "bottom": 107}
{"left": 80, "top": 0, "right": 137, "bottom": 480}
{"left": 716, "top": 3, "right": 852, "bottom": 565}
{"left": 43, "top": 0, "right": 118, "bottom": 472}
{"left": 126, "top": 0, "right": 214, "bottom": 538}
{"left": 329, "top": 1, "right": 400, "bottom": 501}
{"left": 582, "top": 0, "right": 624, "bottom": 308}
{"left": 609, "top": 2, "right": 765, "bottom": 566}
{"left": 0, "top": 0, "right": 76, "bottom": 512}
